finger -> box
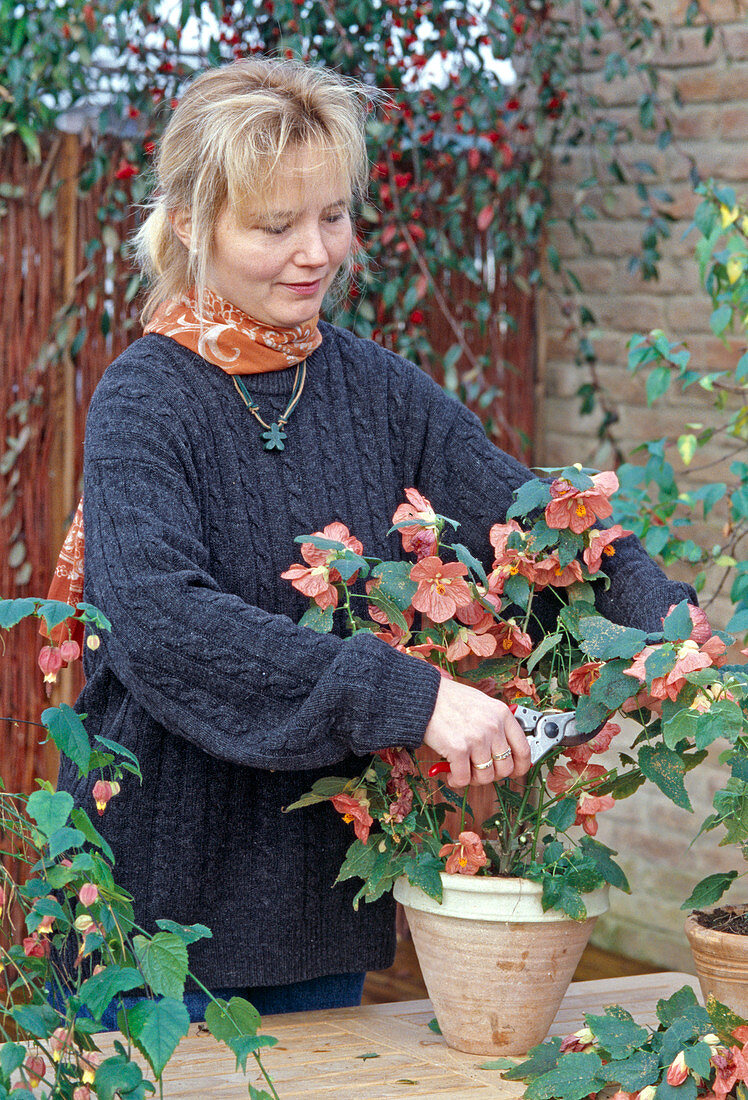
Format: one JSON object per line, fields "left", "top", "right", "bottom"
{"left": 489, "top": 740, "right": 514, "bottom": 780}
{"left": 447, "top": 756, "right": 472, "bottom": 789}
{"left": 470, "top": 754, "right": 498, "bottom": 786}
{"left": 503, "top": 712, "right": 532, "bottom": 777}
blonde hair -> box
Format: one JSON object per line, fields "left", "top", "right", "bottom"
{"left": 133, "top": 58, "right": 377, "bottom": 321}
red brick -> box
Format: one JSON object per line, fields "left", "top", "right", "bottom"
{"left": 665, "top": 294, "right": 717, "bottom": 331}
{"left": 719, "top": 103, "right": 748, "bottom": 139}
{"left": 594, "top": 295, "right": 667, "bottom": 330}
{"left": 723, "top": 23, "right": 748, "bottom": 60}
{"left": 650, "top": 25, "right": 721, "bottom": 69}
{"left": 678, "top": 63, "right": 748, "bottom": 103}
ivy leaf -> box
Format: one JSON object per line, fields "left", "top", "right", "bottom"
{"left": 47, "top": 825, "right": 85, "bottom": 860}
{"left": 684, "top": 1041, "right": 713, "bottom": 1079}
{"left": 589, "top": 659, "right": 639, "bottom": 710}
{"left": 120, "top": 997, "right": 189, "bottom": 1079}
{"left": 0, "top": 1043, "right": 26, "bottom": 1078}
{"left": 655, "top": 1077, "right": 699, "bottom": 1100}
{"left": 524, "top": 1050, "right": 605, "bottom": 1100}
{"left": 637, "top": 744, "right": 692, "bottom": 811}
{"left": 9, "top": 1002, "right": 58, "bottom": 1040}
{"left": 585, "top": 1012, "right": 649, "bottom": 1059}
{"left": 696, "top": 700, "right": 745, "bottom": 748}
{"left": 132, "top": 933, "right": 189, "bottom": 1000}
{"left": 35, "top": 599, "right": 77, "bottom": 633}
{"left": 681, "top": 871, "right": 738, "bottom": 910}
{"left": 42, "top": 704, "right": 90, "bottom": 774}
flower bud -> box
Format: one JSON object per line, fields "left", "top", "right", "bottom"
{"left": 78, "top": 883, "right": 99, "bottom": 907}
{"left": 38, "top": 646, "right": 63, "bottom": 683}
{"left": 60, "top": 639, "right": 81, "bottom": 663}
{"left": 86, "top": 634, "right": 101, "bottom": 651}
{"left": 24, "top": 1054, "right": 45, "bottom": 1087}
{"left": 666, "top": 1051, "right": 688, "bottom": 1086}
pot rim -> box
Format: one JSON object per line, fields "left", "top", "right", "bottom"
{"left": 393, "top": 872, "right": 609, "bottom": 921}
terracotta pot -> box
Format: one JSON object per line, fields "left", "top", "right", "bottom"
{"left": 685, "top": 907, "right": 748, "bottom": 1017}
{"left": 393, "top": 873, "right": 609, "bottom": 1056}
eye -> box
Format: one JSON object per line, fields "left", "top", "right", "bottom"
{"left": 325, "top": 212, "right": 346, "bottom": 224}
{"left": 262, "top": 224, "right": 290, "bottom": 235}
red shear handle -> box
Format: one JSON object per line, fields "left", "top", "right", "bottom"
{"left": 427, "top": 761, "right": 451, "bottom": 777}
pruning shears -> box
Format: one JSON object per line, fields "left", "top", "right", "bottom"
{"left": 427, "top": 704, "right": 602, "bottom": 777}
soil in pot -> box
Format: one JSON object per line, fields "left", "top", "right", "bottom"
{"left": 685, "top": 904, "right": 748, "bottom": 1018}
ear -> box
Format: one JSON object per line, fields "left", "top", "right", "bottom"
{"left": 171, "top": 210, "right": 192, "bottom": 250}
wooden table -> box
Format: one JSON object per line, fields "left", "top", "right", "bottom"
{"left": 100, "top": 972, "right": 698, "bottom": 1099}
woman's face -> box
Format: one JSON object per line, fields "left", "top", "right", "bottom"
{"left": 203, "top": 147, "right": 353, "bottom": 329}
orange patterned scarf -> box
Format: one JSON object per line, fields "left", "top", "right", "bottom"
{"left": 45, "top": 291, "right": 321, "bottom": 646}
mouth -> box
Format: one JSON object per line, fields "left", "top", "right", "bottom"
{"left": 282, "top": 279, "right": 324, "bottom": 294}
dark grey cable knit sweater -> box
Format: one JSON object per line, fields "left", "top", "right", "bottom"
{"left": 57, "top": 321, "right": 695, "bottom": 989}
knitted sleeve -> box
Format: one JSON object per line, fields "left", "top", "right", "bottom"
{"left": 388, "top": 357, "right": 696, "bottom": 635}
{"left": 81, "top": 364, "right": 441, "bottom": 771}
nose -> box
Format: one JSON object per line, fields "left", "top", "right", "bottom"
{"left": 293, "top": 222, "right": 328, "bottom": 268}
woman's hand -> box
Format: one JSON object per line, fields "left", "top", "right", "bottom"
{"left": 422, "top": 677, "right": 531, "bottom": 788}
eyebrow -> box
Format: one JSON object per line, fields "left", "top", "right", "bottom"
{"left": 259, "top": 198, "right": 349, "bottom": 220}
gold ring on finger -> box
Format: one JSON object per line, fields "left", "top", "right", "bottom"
{"left": 492, "top": 749, "right": 512, "bottom": 761}
{"left": 473, "top": 759, "right": 494, "bottom": 771}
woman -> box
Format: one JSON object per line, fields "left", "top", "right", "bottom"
{"left": 54, "top": 58, "right": 694, "bottom": 1024}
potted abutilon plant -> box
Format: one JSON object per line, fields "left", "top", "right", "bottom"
{"left": 282, "top": 466, "right": 745, "bottom": 1057}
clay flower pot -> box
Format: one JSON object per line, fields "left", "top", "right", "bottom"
{"left": 393, "top": 873, "right": 609, "bottom": 1056}
{"left": 685, "top": 907, "right": 748, "bottom": 1017}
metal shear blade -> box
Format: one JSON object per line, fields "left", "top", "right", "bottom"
{"left": 510, "top": 704, "right": 602, "bottom": 765}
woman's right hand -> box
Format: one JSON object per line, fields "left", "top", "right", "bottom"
{"left": 422, "top": 676, "right": 531, "bottom": 788}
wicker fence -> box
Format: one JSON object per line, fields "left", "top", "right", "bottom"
{"left": 0, "top": 129, "right": 537, "bottom": 798}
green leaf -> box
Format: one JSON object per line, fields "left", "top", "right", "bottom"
{"left": 95, "top": 1053, "right": 146, "bottom": 1100}
{"left": 283, "top": 776, "right": 352, "bottom": 811}
{"left": 42, "top": 704, "right": 90, "bottom": 774}
{"left": 427, "top": 1017, "right": 442, "bottom": 1034}
{"left": 524, "top": 1050, "right": 604, "bottom": 1100}
{"left": 589, "top": 660, "right": 638, "bottom": 710}
{"left": 662, "top": 704, "right": 698, "bottom": 750}
{"left": 0, "top": 1043, "right": 26, "bottom": 1078}
{"left": 507, "top": 480, "right": 552, "bottom": 520}
{"left": 0, "top": 598, "right": 37, "bottom": 629}
{"left": 122, "top": 997, "right": 189, "bottom": 1079}
{"left": 154, "top": 920, "right": 212, "bottom": 944}
{"left": 684, "top": 1040, "right": 713, "bottom": 1079}
{"left": 663, "top": 601, "right": 695, "bottom": 642}
{"left": 541, "top": 876, "right": 587, "bottom": 921}
{"left": 681, "top": 871, "right": 738, "bottom": 910}
{"left": 646, "top": 366, "right": 672, "bottom": 405}
{"left": 47, "top": 825, "right": 84, "bottom": 859}
{"left": 574, "top": 695, "right": 611, "bottom": 735}
{"left": 95, "top": 735, "right": 142, "bottom": 777}
{"left": 577, "top": 618, "right": 649, "bottom": 660}
{"left": 637, "top": 744, "right": 692, "bottom": 811}
{"left": 696, "top": 700, "right": 745, "bottom": 749}
{"left": 452, "top": 543, "right": 488, "bottom": 587}
{"left": 705, "top": 994, "right": 748, "bottom": 1042}
{"left": 526, "top": 632, "right": 562, "bottom": 674}
{"left": 655, "top": 1077, "right": 698, "bottom": 1100}
{"left": 10, "top": 1003, "right": 58, "bottom": 1040}
{"left": 78, "top": 966, "right": 144, "bottom": 1019}
{"left": 298, "top": 604, "right": 334, "bottom": 633}
{"left": 600, "top": 1050, "right": 660, "bottom": 1090}
{"left": 710, "top": 303, "right": 732, "bottom": 336}
{"left": 70, "top": 807, "right": 115, "bottom": 863}
{"left": 133, "top": 933, "right": 189, "bottom": 1000}
{"left": 403, "top": 852, "right": 443, "bottom": 901}
{"left": 503, "top": 572, "right": 531, "bottom": 608}
{"left": 26, "top": 789, "right": 73, "bottom": 838}
{"left": 578, "top": 837, "right": 630, "bottom": 893}
{"left": 546, "top": 797, "right": 577, "bottom": 831}
{"left": 76, "top": 602, "right": 112, "bottom": 632}
{"left": 35, "top": 599, "right": 77, "bottom": 632}
{"left": 585, "top": 1012, "right": 648, "bottom": 1058}
{"left": 504, "top": 1038, "right": 562, "bottom": 1082}
{"left": 479, "top": 1057, "right": 518, "bottom": 1070}
{"left": 370, "top": 561, "right": 418, "bottom": 611}
{"left": 206, "top": 995, "right": 261, "bottom": 1039}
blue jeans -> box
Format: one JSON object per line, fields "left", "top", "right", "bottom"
{"left": 50, "top": 971, "right": 367, "bottom": 1031}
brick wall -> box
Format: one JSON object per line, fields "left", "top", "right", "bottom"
{"left": 539, "top": 3, "right": 748, "bottom": 970}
